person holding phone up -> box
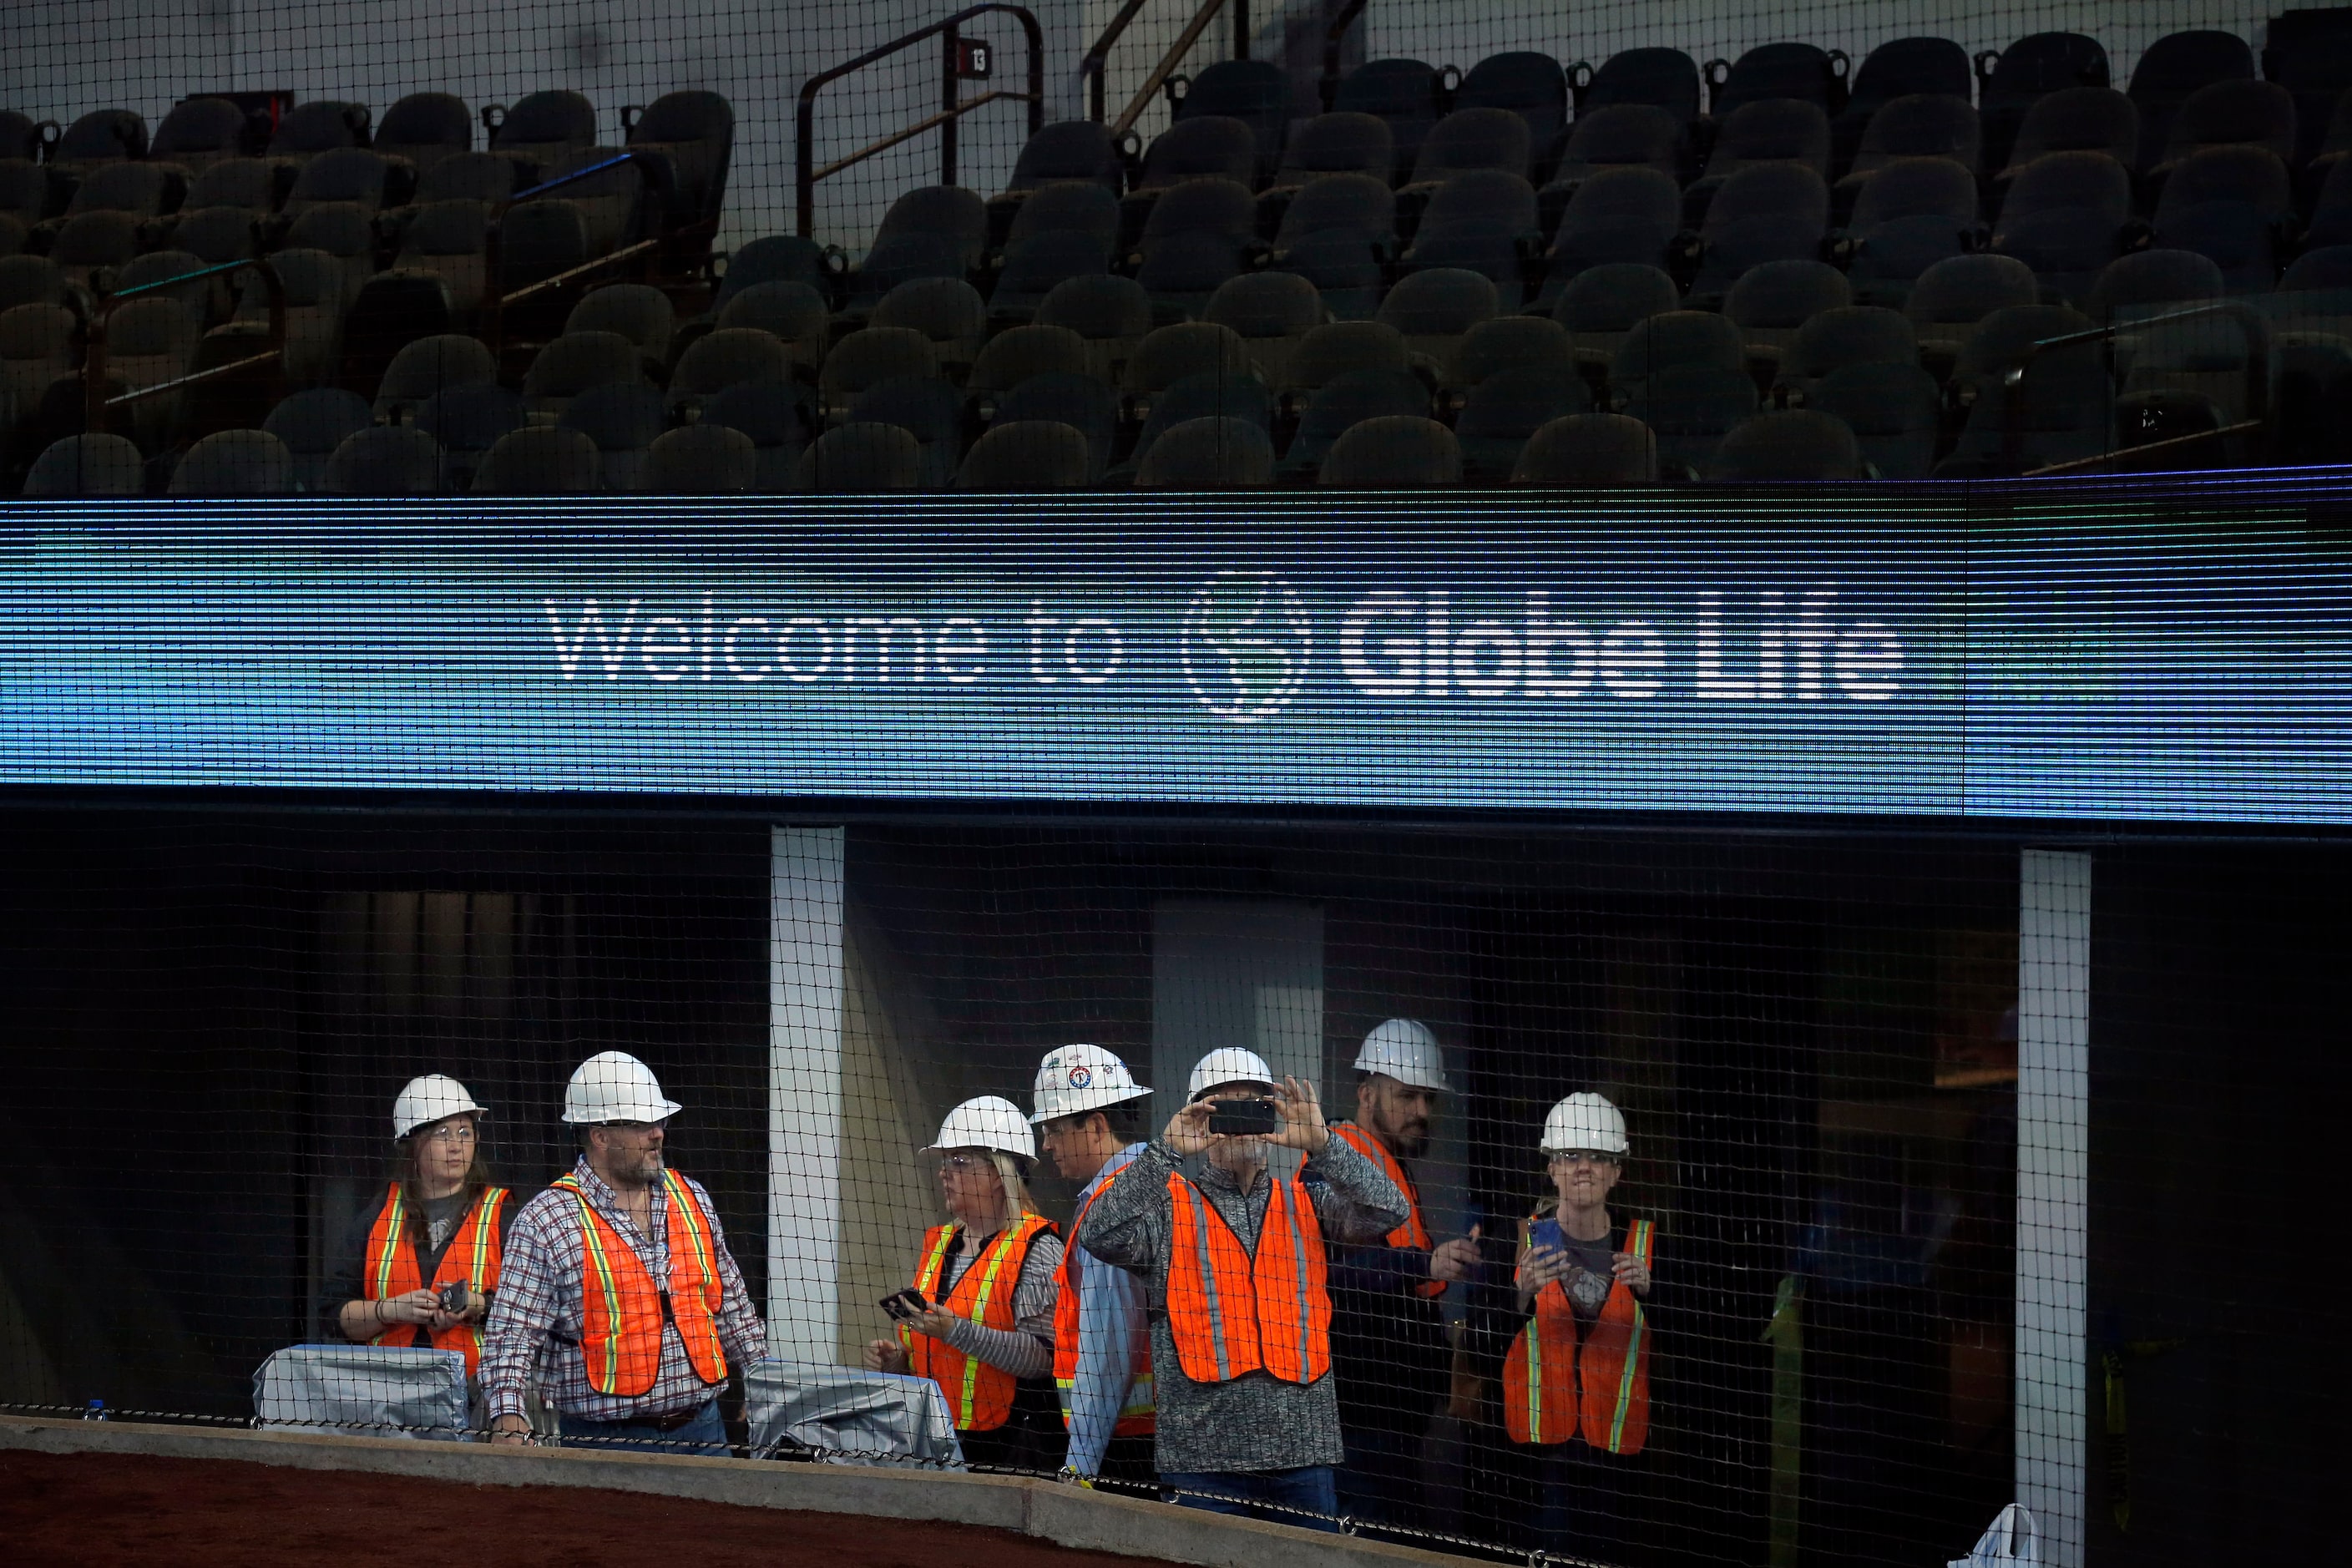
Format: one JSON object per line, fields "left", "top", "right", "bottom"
{"left": 1075, "top": 1048, "right": 1407, "bottom": 1531}
{"left": 863, "top": 1095, "right": 1067, "bottom": 1471}
{"left": 325, "top": 1075, "right": 513, "bottom": 1386}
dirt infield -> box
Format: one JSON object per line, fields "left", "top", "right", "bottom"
{"left": 0, "top": 1449, "right": 1167, "bottom": 1568}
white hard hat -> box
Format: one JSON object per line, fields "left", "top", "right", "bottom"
{"left": 1540, "top": 1092, "right": 1628, "bottom": 1156}
{"left": 1188, "top": 1047, "right": 1277, "bottom": 1101}
{"left": 392, "top": 1075, "right": 486, "bottom": 1140}
{"left": 560, "top": 1051, "right": 683, "bottom": 1125}
{"left": 1029, "top": 1044, "right": 1151, "bottom": 1124}
{"left": 1353, "top": 1018, "right": 1451, "bottom": 1092}
{"left": 926, "top": 1095, "right": 1037, "bottom": 1160}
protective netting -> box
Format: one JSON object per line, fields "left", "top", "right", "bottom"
{"left": 2, "top": 803, "right": 2344, "bottom": 1565}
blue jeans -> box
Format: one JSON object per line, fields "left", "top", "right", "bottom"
{"left": 1162, "top": 1465, "right": 1338, "bottom": 1533}
{"left": 559, "top": 1399, "right": 728, "bottom": 1456}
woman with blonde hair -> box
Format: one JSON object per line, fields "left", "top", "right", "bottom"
{"left": 864, "top": 1095, "right": 1065, "bottom": 1469}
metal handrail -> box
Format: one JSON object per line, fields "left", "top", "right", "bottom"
{"left": 1085, "top": 0, "right": 1250, "bottom": 132}
{"left": 795, "top": 4, "right": 1044, "bottom": 237}
{"left": 1109, "top": 0, "right": 1230, "bottom": 140}
{"left": 1320, "top": 0, "right": 1369, "bottom": 109}
{"left": 2002, "top": 298, "right": 2273, "bottom": 474}
{"left": 483, "top": 149, "right": 664, "bottom": 348}
{"left": 84, "top": 257, "right": 286, "bottom": 430}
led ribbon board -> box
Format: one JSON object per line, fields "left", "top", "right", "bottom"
{"left": 3, "top": 499, "right": 2347, "bottom": 822}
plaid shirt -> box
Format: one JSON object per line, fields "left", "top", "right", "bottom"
{"left": 482, "top": 1157, "right": 764, "bottom": 1423}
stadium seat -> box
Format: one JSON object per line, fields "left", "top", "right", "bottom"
{"left": 115, "top": 250, "right": 215, "bottom": 321}
{"left": 1278, "top": 320, "right": 1409, "bottom": 403}
{"left": 1454, "top": 365, "right": 1591, "bottom": 482}
{"left": 1402, "top": 108, "right": 1535, "bottom": 202}
{"left": 2089, "top": 249, "right": 2225, "bottom": 325}
{"left": 267, "top": 101, "right": 370, "bottom": 169}
{"left": 1776, "top": 306, "right": 1921, "bottom": 403}
{"left": 1688, "top": 164, "right": 1832, "bottom": 307}
{"left": 1842, "top": 156, "right": 1983, "bottom": 306}
{"left": 852, "top": 185, "right": 988, "bottom": 313}
{"left": 0, "top": 254, "right": 63, "bottom": 313}
{"left": 1994, "top": 86, "right": 2137, "bottom": 190}
{"left": 49, "top": 109, "right": 148, "bottom": 176}
{"left": 1686, "top": 99, "right": 1834, "bottom": 226}
{"left": 2300, "top": 156, "right": 2352, "bottom": 249}
{"left": 412, "top": 150, "right": 516, "bottom": 211}
{"left": 521, "top": 331, "right": 644, "bottom": 421}
{"left": 148, "top": 98, "right": 248, "bottom": 175}
{"left": 715, "top": 281, "right": 826, "bottom": 378}
{"left": 1268, "top": 173, "right": 1396, "bottom": 319}
{"left": 714, "top": 235, "right": 834, "bottom": 313}
{"left": 568, "top": 283, "right": 675, "bottom": 365}
{"left": 1035, "top": 274, "right": 1155, "bottom": 382}
{"left": 281, "top": 148, "right": 394, "bottom": 224}
{"left": 1511, "top": 412, "right": 1658, "bottom": 483}
{"left": 180, "top": 156, "right": 276, "bottom": 219}
{"left": 416, "top": 383, "right": 525, "bottom": 491}
{"left": 1270, "top": 114, "right": 1394, "bottom": 195}
{"left": 1121, "top": 321, "right": 1253, "bottom": 403}
{"left": 1132, "top": 415, "right": 1276, "bottom": 488}
{"left": 846, "top": 376, "right": 964, "bottom": 487}
{"left": 263, "top": 387, "right": 372, "bottom": 491}
{"left": 104, "top": 296, "right": 201, "bottom": 448}
{"left": 0, "top": 162, "right": 53, "bottom": 231}
{"left": 545, "top": 146, "right": 648, "bottom": 254}
{"left": 1584, "top": 48, "right": 1703, "bottom": 128}
{"left": 283, "top": 201, "right": 379, "bottom": 304}
{"left": 1709, "top": 42, "right": 1849, "bottom": 119}
{"left": 1204, "top": 271, "right": 1324, "bottom": 389}
{"left": 487, "top": 90, "right": 597, "bottom": 183}
{"left": 1131, "top": 176, "right": 1258, "bottom": 317}
{"left": 2270, "top": 333, "right": 2352, "bottom": 463}
{"left": 623, "top": 89, "right": 734, "bottom": 230}
{"left": 2264, "top": 10, "right": 2352, "bottom": 165}
{"left": 1724, "top": 258, "right": 1852, "bottom": 367}
{"left": 1449, "top": 316, "right": 1576, "bottom": 391}
{"left": 701, "top": 381, "right": 813, "bottom": 491}
{"left": 991, "top": 372, "right": 1117, "bottom": 480}
{"left": 167, "top": 427, "right": 294, "bottom": 494}
{"left": 1333, "top": 59, "right": 1445, "bottom": 180}
{"left": 2128, "top": 30, "right": 2255, "bottom": 172}
{"left": 372, "top": 332, "right": 496, "bottom": 423}
{"left": 326, "top": 424, "right": 443, "bottom": 494}
{"left": 1172, "top": 59, "right": 1289, "bottom": 179}
{"left": 1279, "top": 369, "right": 1429, "bottom": 482}
{"left": 2152, "top": 147, "right": 2294, "bottom": 288}
{"left": 1705, "top": 408, "right": 1864, "bottom": 479}
{"left": 990, "top": 187, "right": 1118, "bottom": 322}
{"left": 819, "top": 326, "right": 940, "bottom": 422}
{"left": 473, "top": 424, "right": 600, "bottom": 493}
{"left": 1990, "top": 149, "right": 2135, "bottom": 302}
{"left": 1535, "top": 167, "right": 1683, "bottom": 309}
{"left": 1377, "top": 266, "right": 1498, "bottom": 371}
{"left": 1905, "top": 253, "right": 2041, "bottom": 366}
{"left": 1320, "top": 413, "right": 1461, "bottom": 487}
{"left": 1133, "top": 116, "right": 1259, "bottom": 200}
{"left": 2279, "top": 243, "right": 2352, "bottom": 292}
{"left": 171, "top": 205, "right": 262, "bottom": 267}
{"left": 1538, "top": 105, "right": 1687, "bottom": 233}
{"left": 1627, "top": 363, "right": 1758, "bottom": 476}
{"left": 955, "top": 419, "right": 1091, "bottom": 490}
{"left": 0, "top": 301, "right": 73, "bottom": 421}
{"left": 0, "top": 111, "right": 43, "bottom": 164}
{"left": 1459, "top": 52, "right": 1572, "bottom": 177}
{"left": 872, "top": 277, "right": 988, "bottom": 380}
{"left": 341, "top": 269, "right": 455, "bottom": 393}
{"left": 670, "top": 327, "right": 793, "bottom": 420}
{"left": 1115, "top": 371, "right": 1272, "bottom": 483}
{"left": 1834, "top": 38, "right": 1974, "bottom": 171}
{"left": 2149, "top": 80, "right": 2297, "bottom": 183}
{"left": 48, "top": 211, "right": 141, "bottom": 290}
{"left": 1611, "top": 310, "right": 1746, "bottom": 405}
{"left": 645, "top": 423, "right": 758, "bottom": 494}
{"left": 800, "top": 420, "right": 922, "bottom": 491}
{"left": 2117, "top": 309, "right": 2264, "bottom": 429}
{"left": 1397, "top": 170, "right": 1540, "bottom": 294}
{"left": 1977, "top": 32, "right": 2110, "bottom": 175}
{"left": 22, "top": 432, "right": 144, "bottom": 494}
{"left": 1837, "top": 95, "right": 1981, "bottom": 217}
{"left": 1939, "top": 303, "right": 2107, "bottom": 473}
{"left": 374, "top": 207, "right": 484, "bottom": 336}
{"left": 998, "top": 121, "right": 1123, "bottom": 207}
{"left": 557, "top": 381, "right": 668, "bottom": 491}
{"left": 1552, "top": 262, "right": 1681, "bottom": 371}
{"left": 1806, "top": 361, "right": 1943, "bottom": 477}
{"left": 967, "top": 324, "right": 1091, "bottom": 399}
{"left": 376, "top": 93, "right": 473, "bottom": 175}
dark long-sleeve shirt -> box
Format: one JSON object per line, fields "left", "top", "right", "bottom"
{"left": 1075, "top": 1136, "right": 1407, "bottom": 1474}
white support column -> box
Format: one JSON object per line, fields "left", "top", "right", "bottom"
{"left": 2016, "top": 848, "right": 2092, "bottom": 1568}
{"left": 767, "top": 826, "right": 847, "bottom": 1364}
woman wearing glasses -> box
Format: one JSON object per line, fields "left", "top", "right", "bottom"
{"left": 863, "top": 1095, "right": 1066, "bottom": 1470}
{"left": 326, "top": 1075, "right": 513, "bottom": 1378}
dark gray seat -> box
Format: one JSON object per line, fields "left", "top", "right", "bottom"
{"left": 1710, "top": 42, "right": 1849, "bottom": 120}
{"left": 2128, "top": 29, "right": 2256, "bottom": 173}
{"left": 1457, "top": 51, "right": 1571, "bottom": 178}
{"left": 845, "top": 375, "right": 965, "bottom": 488}
{"left": 2151, "top": 146, "right": 2294, "bottom": 290}
{"left": 1538, "top": 105, "right": 1686, "bottom": 235}
{"left": 1703, "top": 408, "right": 1864, "bottom": 480}
{"left": 326, "top": 425, "right": 444, "bottom": 495}
{"left": 1686, "top": 99, "right": 1834, "bottom": 227}
{"left": 1552, "top": 262, "right": 1681, "bottom": 369}
{"left": 953, "top": 419, "right": 1092, "bottom": 490}
{"left": 1834, "top": 37, "right": 1974, "bottom": 171}
{"left": 1724, "top": 259, "right": 1852, "bottom": 366}
{"left": 646, "top": 423, "right": 757, "bottom": 494}
{"left": 1626, "top": 365, "right": 1759, "bottom": 476}
{"left": 1979, "top": 32, "right": 2111, "bottom": 175}
{"left": 1271, "top": 114, "right": 1393, "bottom": 192}
{"left": 1278, "top": 368, "right": 1429, "bottom": 481}
{"left": 1510, "top": 411, "right": 1659, "bottom": 484}
{"left": 377, "top": 93, "right": 473, "bottom": 175}
{"left": 416, "top": 383, "right": 526, "bottom": 491}
{"left": 1996, "top": 88, "right": 2137, "bottom": 183}
{"left": 1332, "top": 59, "right": 1443, "bottom": 180}
{"left": 1609, "top": 310, "right": 1747, "bottom": 405}
{"left": 1455, "top": 366, "right": 1591, "bottom": 482}
{"left": 167, "top": 428, "right": 296, "bottom": 494}
{"left": 1905, "top": 253, "right": 2041, "bottom": 363}
{"left": 1133, "top": 416, "right": 1276, "bottom": 488}
{"left": 1990, "top": 149, "right": 2134, "bottom": 303}
{"left": 1119, "top": 372, "right": 1273, "bottom": 480}
{"left": 1268, "top": 173, "right": 1397, "bottom": 319}
{"left": 1777, "top": 306, "right": 1920, "bottom": 402}
{"left": 799, "top": 420, "right": 922, "bottom": 491}
{"left": 264, "top": 387, "right": 375, "bottom": 491}
{"left": 22, "top": 432, "right": 145, "bottom": 495}
{"left": 993, "top": 372, "right": 1118, "bottom": 481}
{"left": 473, "top": 424, "right": 602, "bottom": 494}
{"left": 2149, "top": 79, "right": 2297, "bottom": 181}
{"left": 1843, "top": 156, "right": 1983, "bottom": 306}
{"left": 872, "top": 276, "right": 989, "bottom": 377}
{"left": 1585, "top": 48, "right": 1702, "bottom": 127}
{"left": 149, "top": 98, "right": 249, "bottom": 174}
{"left": 557, "top": 382, "right": 669, "bottom": 492}
{"left": 1807, "top": 362, "right": 1943, "bottom": 477}
{"left": 1319, "top": 414, "right": 1461, "bottom": 487}
{"left": 701, "top": 382, "right": 814, "bottom": 492}
{"left": 1688, "top": 164, "right": 1831, "bottom": 307}
{"left": 1035, "top": 273, "right": 1155, "bottom": 382}
{"left": 1938, "top": 303, "right": 2107, "bottom": 473}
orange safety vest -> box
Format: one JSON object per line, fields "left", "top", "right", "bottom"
{"left": 1054, "top": 1180, "right": 1156, "bottom": 1436}
{"left": 553, "top": 1169, "right": 731, "bottom": 1398}
{"left": 363, "top": 1183, "right": 508, "bottom": 1375}
{"left": 1164, "top": 1169, "right": 1332, "bottom": 1384}
{"left": 1329, "top": 1121, "right": 1445, "bottom": 1299}
{"left": 1502, "top": 1216, "right": 1656, "bottom": 1453}
{"left": 908, "top": 1211, "right": 1055, "bottom": 1432}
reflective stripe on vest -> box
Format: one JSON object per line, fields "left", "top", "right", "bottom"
{"left": 1054, "top": 1181, "right": 1155, "bottom": 1434}
{"left": 1501, "top": 1216, "right": 1655, "bottom": 1454}
{"left": 908, "top": 1211, "right": 1052, "bottom": 1433}
{"left": 554, "top": 1169, "right": 730, "bottom": 1398}
{"left": 1163, "top": 1170, "right": 1331, "bottom": 1385}
{"left": 1328, "top": 1122, "right": 1444, "bottom": 1298}
{"left": 362, "top": 1183, "right": 509, "bottom": 1376}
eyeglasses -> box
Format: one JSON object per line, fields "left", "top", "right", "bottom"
{"left": 420, "top": 1123, "right": 474, "bottom": 1145}
{"left": 1549, "top": 1150, "right": 1621, "bottom": 1166}
{"left": 601, "top": 1119, "right": 668, "bottom": 1135}
{"left": 937, "top": 1154, "right": 990, "bottom": 1172}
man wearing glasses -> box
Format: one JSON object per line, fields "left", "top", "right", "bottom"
{"left": 483, "top": 1051, "right": 764, "bottom": 1454}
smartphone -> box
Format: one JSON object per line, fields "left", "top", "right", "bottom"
{"left": 436, "top": 1279, "right": 469, "bottom": 1315}
{"left": 878, "top": 1287, "right": 930, "bottom": 1323}
{"left": 1206, "top": 1098, "right": 1279, "bottom": 1136}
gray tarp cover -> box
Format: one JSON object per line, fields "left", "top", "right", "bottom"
{"left": 253, "top": 1343, "right": 470, "bottom": 1440}
{"left": 745, "top": 1363, "right": 965, "bottom": 1466}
